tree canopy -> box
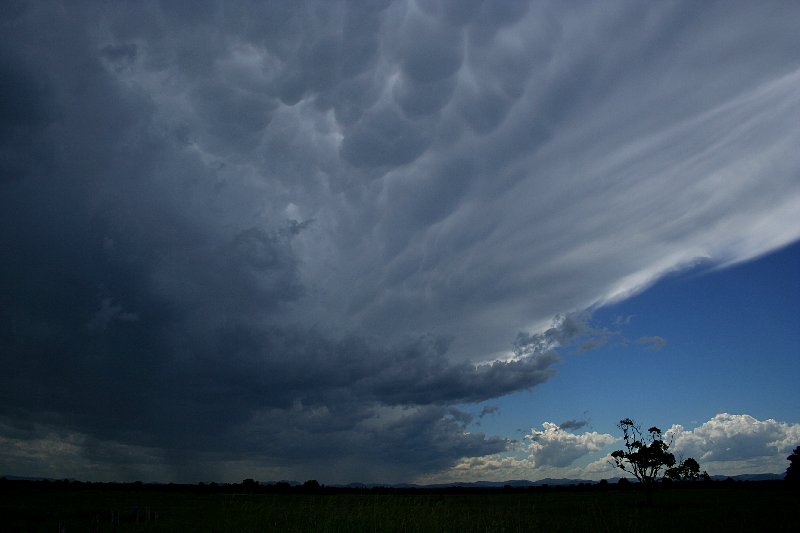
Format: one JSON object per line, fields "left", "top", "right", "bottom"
{"left": 665, "top": 457, "right": 710, "bottom": 482}
{"left": 610, "top": 418, "right": 676, "bottom": 486}
{"left": 610, "top": 417, "right": 707, "bottom": 489}
{"left": 786, "top": 446, "right": 800, "bottom": 483}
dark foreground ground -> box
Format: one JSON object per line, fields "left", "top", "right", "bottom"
{"left": 2, "top": 480, "right": 797, "bottom": 532}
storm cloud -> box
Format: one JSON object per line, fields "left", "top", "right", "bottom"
{"left": 2, "top": 0, "right": 799, "bottom": 482}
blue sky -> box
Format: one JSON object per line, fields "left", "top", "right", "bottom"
{"left": 1, "top": 0, "right": 799, "bottom": 484}
{"left": 553, "top": 240, "right": 798, "bottom": 427}
{"left": 447, "top": 241, "right": 800, "bottom": 481}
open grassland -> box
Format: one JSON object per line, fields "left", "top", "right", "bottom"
{"left": 2, "top": 484, "right": 797, "bottom": 532}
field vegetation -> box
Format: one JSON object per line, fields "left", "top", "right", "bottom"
{"left": 2, "top": 478, "right": 797, "bottom": 532}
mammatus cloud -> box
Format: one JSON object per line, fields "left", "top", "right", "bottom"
{"left": 1, "top": 0, "right": 799, "bottom": 482}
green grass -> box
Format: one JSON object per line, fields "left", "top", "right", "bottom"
{"left": 2, "top": 486, "right": 796, "bottom": 532}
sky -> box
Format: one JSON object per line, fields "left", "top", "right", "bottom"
{"left": 1, "top": 0, "right": 799, "bottom": 485}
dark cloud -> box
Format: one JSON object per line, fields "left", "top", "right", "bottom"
{"left": 397, "top": 11, "right": 463, "bottom": 83}
{"left": 340, "top": 103, "right": 433, "bottom": 168}
{"left": 1, "top": 0, "right": 799, "bottom": 483}
{"left": 393, "top": 73, "right": 458, "bottom": 117}
{"left": 99, "top": 43, "right": 138, "bottom": 68}
{"left": 558, "top": 419, "right": 589, "bottom": 431}
{"left": 0, "top": 51, "right": 56, "bottom": 184}
{"left": 479, "top": 406, "right": 500, "bottom": 418}
{"left": 513, "top": 313, "right": 609, "bottom": 357}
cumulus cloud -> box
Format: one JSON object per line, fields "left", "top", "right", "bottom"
{"left": 1, "top": 0, "right": 799, "bottom": 482}
{"left": 428, "top": 414, "right": 800, "bottom": 483}
{"left": 423, "top": 421, "right": 616, "bottom": 483}
{"left": 526, "top": 423, "right": 616, "bottom": 468}
{"left": 667, "top": 414, "right": 800, "bottom": 474}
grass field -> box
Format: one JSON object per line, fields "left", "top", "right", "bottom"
{"left": 2, "top": 483, "right": 797, "bottom": 532}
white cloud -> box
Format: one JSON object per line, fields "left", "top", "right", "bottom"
{"left": 667, "top": 413, "right": 800, "bottom": 475}
{"left": 424, "top": 414, "right": 800, "bottom": 483}
{"left": 421, "top": 422, "right": 617, "bottom": 483}
{"left": 584, "top": 454, "right": 619, "bottom": 477}
{"left": 527, "top": 422, "right": 616, "bottom": 468}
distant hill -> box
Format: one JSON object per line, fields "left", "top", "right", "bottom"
{"left": 6, "top": 473, "right": 784, "bottom": 487}
{"left": 1, "top": 475, "right": 57, "bottom": 481}
{"left": 423, "top": 478, "right": 597, "bottom": 488}
{"left": 324, "top": 473, "right": 784, "bottom": 489}
{"left": 709, "top": 473, "right": 782, "bottom": 482}
{"left": 328, "top": 478, "right": 600, "bottom": 489}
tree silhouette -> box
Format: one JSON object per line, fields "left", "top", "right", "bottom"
{"left": 665, "top": 457, "right": 709, "bottom": 482}
{"left": 610, "top": 418, "right": 675, "bottom": 485}
{"left": 786, "top": 446, "right": 800, "bottom": 483}
{"left": 302, "top": 479, "right": 321, "bottom": 491}
{"left": 666, "top": 457, "right": 698, "bottom": 481}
